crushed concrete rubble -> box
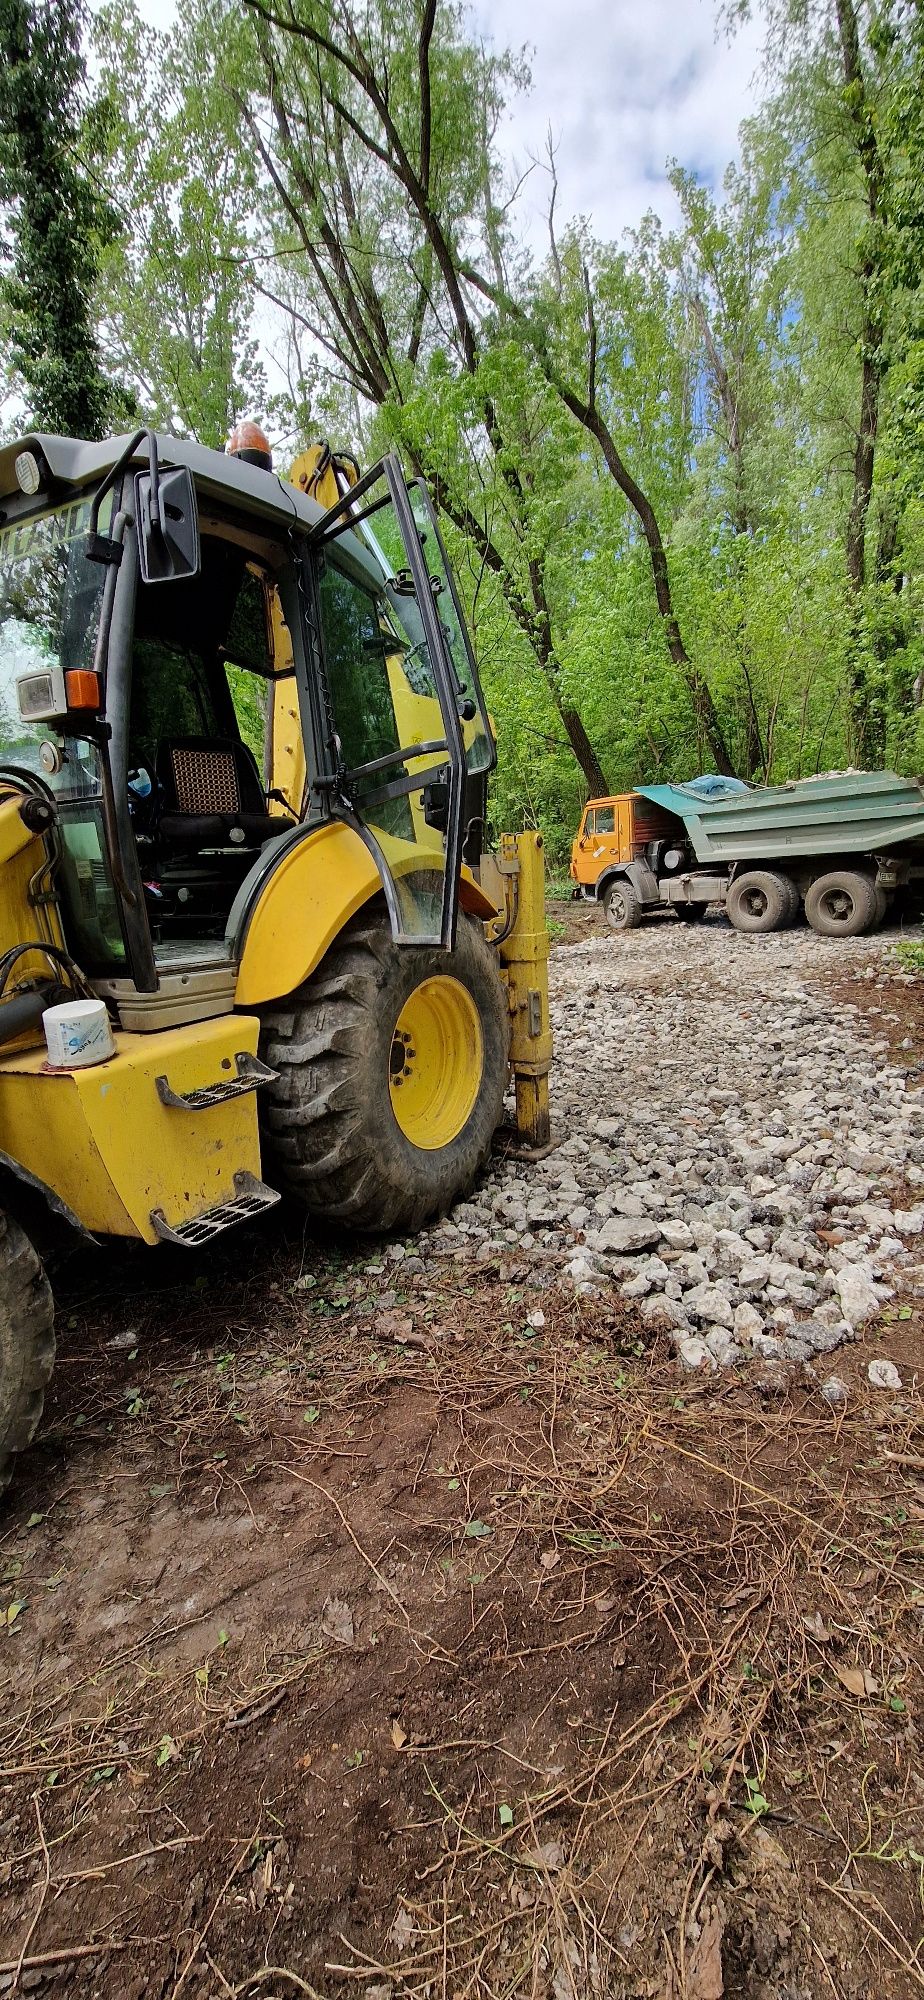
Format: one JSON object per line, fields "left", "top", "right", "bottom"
{"left": 415, "top": 919, "right": 924, "bottom": 1376}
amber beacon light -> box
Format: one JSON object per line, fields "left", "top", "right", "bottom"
{"left": 226, "top": 421, "right": 273, "bottom": 472}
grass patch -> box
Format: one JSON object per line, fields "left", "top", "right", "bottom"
{"left": 895, "top": 940, "right": 924, "bottom": 973}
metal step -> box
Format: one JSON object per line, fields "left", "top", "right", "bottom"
{"left": 155, "top": 1051, "right": 277, "bottom": 1111}
{"left": 150, "top": 1172, "right": 281, "bottom": 1247}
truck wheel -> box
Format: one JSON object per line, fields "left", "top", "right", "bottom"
{"left": 259, "top": 909, "right": 509, "bottom": 1234}
{"left": 0, "top": 1212, "right": 55, "bottom": 1494}
{"left": 602, "top": 880, "right": 642, "bottom": 930}
{"left": 726, "top": 870, "right": 792, "bottom": 933}
{"left": 804, "top": 870, "right": 878, "bottom": 937}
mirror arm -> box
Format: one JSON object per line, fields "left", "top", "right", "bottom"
{"left": 86, "top": 427, "right": 151, "bottom": 567}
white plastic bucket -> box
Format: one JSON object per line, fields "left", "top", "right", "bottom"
{"left": 42, "top": 998, "right": 115, "bottom": 1069}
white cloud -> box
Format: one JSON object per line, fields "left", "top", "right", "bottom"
{"left": 132, "top": 0, "right": 766, "bottom": 246}
{"left": 473, "top": 0, "right": 767, "bottom": 247}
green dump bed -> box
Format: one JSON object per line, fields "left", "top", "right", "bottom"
{"left": 635, "top": 770, "right": 924, "bottom": 865}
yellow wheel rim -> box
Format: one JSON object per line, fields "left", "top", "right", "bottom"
{"left": 389, "top": 977, "right": 483, "bottom": 1150}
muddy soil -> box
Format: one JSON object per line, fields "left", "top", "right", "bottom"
{"left": 1, "top": 929, "right": 923, "bottom": 2000}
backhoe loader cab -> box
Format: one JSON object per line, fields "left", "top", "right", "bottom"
{"left": 0, "top": 428, "right": 551, "bottom": 1488}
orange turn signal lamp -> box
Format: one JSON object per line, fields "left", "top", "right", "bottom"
{"left": 65, "top": 670, "right": 101, "bottom": 711}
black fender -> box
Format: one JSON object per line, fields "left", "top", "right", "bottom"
{"left": 0, "top": 1152, "right": 96, "bottom": 1266}
{"left": 596, "top": 858, "right": 660, "bottom": 905}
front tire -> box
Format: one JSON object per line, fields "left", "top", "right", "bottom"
{"left": 602, "top": 879, "right": 642, "bottom": 930}
{"left": 0, "top": 1212, "right": 55, "bottom": 1494}
{"left": 259, "top": 910, "right": 509, "bottom": 1234}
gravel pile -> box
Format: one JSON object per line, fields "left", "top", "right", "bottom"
{"left": 415, "top": 918, "right": 924, "bottom": 1378}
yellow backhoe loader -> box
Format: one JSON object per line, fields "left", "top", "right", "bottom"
{"left": 0, "top": 424, "right": 551, "bottom": 1488}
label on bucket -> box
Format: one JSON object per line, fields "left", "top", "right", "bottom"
{"left": 42, "top": 999, "right": 115, "bottom": 1069}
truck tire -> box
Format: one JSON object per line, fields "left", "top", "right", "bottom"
{"left": 602, "top": 879, "right": 642, "bottom": 930}
{"left": 0, "top": 1212, "right": 55, "bottom": 1494}
{"left": 726, "top": 870, "right": 793, "bottom": 933}
{"left": 259, "top": 910, "right": 509, "bottom": 1234}
{"left": 804, "top": 870, "right": 879, "bottom": 937}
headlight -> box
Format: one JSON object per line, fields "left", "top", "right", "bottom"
{"left": 14, "top": 450, "right": 42, "bottom": 495}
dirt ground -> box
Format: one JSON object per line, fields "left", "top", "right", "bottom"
{"left": 1, "top": 928, "right": 923, "bottom": 2000}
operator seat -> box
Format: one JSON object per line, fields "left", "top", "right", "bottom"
{"left": 156, "top": 737, "right": 294, "bottom": 851}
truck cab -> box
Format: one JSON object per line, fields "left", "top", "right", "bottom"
{"left": 570, "top": 794, "right": 677, "bottom": 894}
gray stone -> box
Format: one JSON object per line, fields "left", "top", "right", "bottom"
{"left": 820, "top": 1376, "right": 849, "bottom": 1407}
{"left": 834, "top": 1263, "right": 883, "bottom": 1329}
{"left": 705, "top": 1328, "right": 743, "bottom": 1368}
{"left": 733, "top": 1300, "right": 764, "bottom": 1343}
{"left": 640, "top": 1294, "right": 689, "bottom": 1329}
{"left": 592, "top": 1215, "right": 661, "bottom": 1255}
{"left": 612, "top": 1191, "right": 646, "bottom": 1217}
{"left": 676, "top": 1335, "right": 713, "bottom": 1371}
{"left": 738, "top": 1256, "right": 771, "bottom": 1292}
{"left": 751, "top": 1331, "right": 784, "bottom": 1359}
{"left": 659, "top": 1218, "right": 694, "bottom": 1250}
{"left": 621, "top": 1271, "right": 652, "bottom": 1298}
{"left": 868, "top": 1356, "right": 902, "bottom": 1390}
{"left": 799, "top": 1318, "right": 851, "bottom": 1354}
{"left": 683, "top": 1282, "right": 735, "bottom": 1329}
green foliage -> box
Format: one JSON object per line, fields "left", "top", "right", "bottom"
{"left": 895, "top": 940, "right": 924, "bottom": 973}
{"left": 91, "top": 0, "right": 266, "bottom": 442}
{"left": 8, "top": 0, "right": 924, "bottom": 846}
{"left": 0, "top": 0, "right": 126, "bottom": 436}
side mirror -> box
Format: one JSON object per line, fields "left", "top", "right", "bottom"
{"left": 135, "top": 465, "right": 200, "bottom": 584}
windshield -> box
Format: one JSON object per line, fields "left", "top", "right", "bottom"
{"left": 0, "top": 496, "right": 127, "bottom": 974}
{"left": 0, "top": 495, "right": 110, "bottom": 774}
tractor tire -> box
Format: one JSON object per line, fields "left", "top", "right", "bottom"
{"left": 602, "top": 879, "right": 642, "bottom": 930}
{"left": 726, "top": 869, "right": 793, "bottom": 934}
{"left": 804, "top": 870, "right": 879, "bottom": 938}
{"left": 259, "top": 910, "right": 510, "bottom": 1234}
{"left": 0, "top": 1212, "right": 55, "bottom": 1495}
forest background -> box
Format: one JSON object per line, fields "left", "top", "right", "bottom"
{"left": 2, "top": 0, "right": 924, "bottom": 861}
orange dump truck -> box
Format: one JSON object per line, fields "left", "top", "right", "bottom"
{"left": 569, "top": 774, "right": 924, "bottom": 935}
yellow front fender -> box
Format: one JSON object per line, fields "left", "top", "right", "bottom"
{"left": 234, "top": 821, "right": 497, "bottom": 1007}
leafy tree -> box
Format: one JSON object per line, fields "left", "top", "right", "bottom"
{"left": 92, "top": 0, "right": 267, "bottom": 446}
{"left": 0, "top": 0, "right": 124, "bottom": 437}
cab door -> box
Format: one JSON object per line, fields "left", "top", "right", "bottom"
{"left": 306, "top": 456, "right": 468, "bottom": 949}
{"left": 575, "top": 803, "right": 619, "bottom": 886}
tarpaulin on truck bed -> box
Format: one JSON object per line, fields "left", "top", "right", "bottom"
{"left": 634, "top": 770, "right": 924, "bottom": 864}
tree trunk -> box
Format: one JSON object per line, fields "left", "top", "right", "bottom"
{"left": 559, "top": 705, "right": 608, "bottom": 796}
{"left": 836, "top": 0, "right": 887, "bottom": 768}
{"left": 428, "top": 466, "right": 609, "bottom": 794}
{"left": 579, "top": 404, "right": 736, "bottom": 775}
